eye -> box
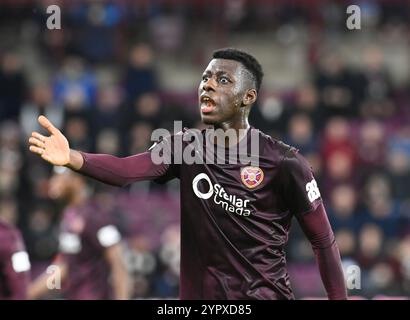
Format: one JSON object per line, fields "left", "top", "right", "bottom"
{"left": 202, "top": 75, "right": 209, "bottom": 82}
{"left": 219, "top": 77, "right": 230, "bottom": 84}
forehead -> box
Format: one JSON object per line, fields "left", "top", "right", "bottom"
{"left": 203, "top": 58, "right": 243, "bottom": 75}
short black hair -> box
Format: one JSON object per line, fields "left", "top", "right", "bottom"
{"left": 212, "top": 48, "right": 264, "bottom": 92}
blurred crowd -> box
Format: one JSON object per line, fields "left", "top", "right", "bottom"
{"left": 1, "top": 0, "right": 410, "bottom": 298}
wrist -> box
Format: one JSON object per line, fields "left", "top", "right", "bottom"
{"left": 66, "top": 149, "right": 84, "bottom": 171}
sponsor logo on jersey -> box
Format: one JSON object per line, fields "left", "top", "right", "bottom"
{"left": 192, "top": 173, "right": 251, "bottom": 217}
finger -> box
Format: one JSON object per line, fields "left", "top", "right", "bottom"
{"left": 29, "top": 145, "right": 45, "bottom": 155}
{"left": 29, "top": 137, "right": 45, "bottom": 149}
{"left": 38, "top": 115, "right": 58, "bottom": 135}
{"left": 31, "top": 131, "right": 47, "bottom": 142}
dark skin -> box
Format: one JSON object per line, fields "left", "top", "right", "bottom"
{"left": 198, "top": 59, "right": 257, "bottom": 145}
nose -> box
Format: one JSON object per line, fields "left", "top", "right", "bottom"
{"left": 202, "top": 77, "right": 216, "bottom": 93}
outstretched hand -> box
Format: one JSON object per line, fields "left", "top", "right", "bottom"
{"left": 28, "top": 115, "right": 70, "bottom": 166}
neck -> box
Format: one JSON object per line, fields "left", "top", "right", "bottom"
{"left": 212, "top": 116, "right": 250, "bottom": 147}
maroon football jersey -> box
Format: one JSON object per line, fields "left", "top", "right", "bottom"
{"left": 58, "top": 203, "right": 121, "bottom": 299}
{"left": 79, "top": 127, "right": 323, "bottom": 300}
{"left": 151, "top": 127, "right": 322, "bottom": 299}
{"left": 0, "top": 221, "right": 31, "bottom": 299}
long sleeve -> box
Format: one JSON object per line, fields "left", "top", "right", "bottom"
{"left": 296, "top": 203, "right": 347, "bottom": 300}
{"left": 78, "top": 151, "right": 171, "bottom": 187}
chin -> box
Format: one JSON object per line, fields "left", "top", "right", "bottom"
{"left": 201, "top": 114, "right": 220, "bottom": 125}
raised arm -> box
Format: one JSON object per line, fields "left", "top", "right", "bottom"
{"left": 28, "top": 116, "right": 171, "bottom": 187}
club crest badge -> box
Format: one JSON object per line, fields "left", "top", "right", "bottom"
{"left": 240, "top": 166, "right": 264, "bottom": 189}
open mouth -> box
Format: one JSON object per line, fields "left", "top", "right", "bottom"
{"left": 200, "top": 95, "right": 216, "bottom": 114}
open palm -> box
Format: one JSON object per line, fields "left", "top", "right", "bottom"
{"left": 28, "top": 115, "right": 70, "bottom": 166}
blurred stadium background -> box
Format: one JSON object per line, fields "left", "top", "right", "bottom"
{"left": 1, "top": 0, "right": 410, "bottom": 299}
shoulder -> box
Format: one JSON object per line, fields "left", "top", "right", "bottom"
{"left": 280, "top": 146, "right": 311, "bottom": 174}
{"left": 257, "top": 129, "right": 303, "bottom": 166}
{"left": 261, "top": 136, "right": 313, "bottom": 181}
{"left": 150, "top": 127, "right": 196, "bottom": 147}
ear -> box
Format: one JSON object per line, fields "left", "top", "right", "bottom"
{"left": 242, "top": 89, "right": 257, "bottom": 107}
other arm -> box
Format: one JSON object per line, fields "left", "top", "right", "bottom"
{"left": 28, "top": 116, "right": 170, "bottom": 187}
{"left": 297, "top": 203, "right": 347, "bottom": 300}
{"left": 281, "top": 149, "right": 347, "bottom": 300}
{"left": 104, "top": 243, "right": 131, "bottom": 300}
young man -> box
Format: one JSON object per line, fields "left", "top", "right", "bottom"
{"left": 29, "top": 48, "right": 347, "bottom": 299}
{"left": 28, "top": 168, "right": 130, "bottom": 300}
{"left": 0, "top": 198, "right": 31, "bottom": 299}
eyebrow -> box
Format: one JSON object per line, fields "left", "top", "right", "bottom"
{"left": 202, "top": 70, "right": 232, "bottom": 77}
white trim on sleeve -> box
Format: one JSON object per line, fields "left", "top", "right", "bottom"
{"left": 11, "top": 251, "right": 31, "bottom": 273}
{"left": 97, "top": 225, "right": 121, "bottom": 247}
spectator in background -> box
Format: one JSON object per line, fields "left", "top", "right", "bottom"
{"left": 360, "top": 173, "right": 402, "bottom": 238}
{"left": 127, "top": 122, "right": 153, "bottom": 155}
{"left": 249, "top": 94, "right": 285, "bottom": 138}
{"left": 327, "top": 184, "right": 361, "bottom": 233}
{"left": 153, "top": 224, "right": 180, "bottom": 298}
{"left": 0, "top": 197, "right": 31, "bottom": 299}
{"left": 280, "top": 84, "right": 322, "bottom": 133}
{"left": 124, "top": 44, "right": 158, "bottom": 104}
{"left": 0, "top": 52, "right": 27, "bottom": 122}
{"left": 356, "top": 120, "right": 386, "bottom": 175}
{"left": 148, "top": 5, "right": 186, "bottom": 54}
{"left": 69, "top": 1, "right": 124, "bottom": 62}
{"left": 387, "top": 126, "right": 410, "bottom": 200}
{"left": 285, "top": 112, "right": 322, "bottom": 178}
{"left": 359, "top": 46, "right": 395, "bottom": 120}
{"left": 128, "top": 92, "right": 162, "bottom": 129}
{"left": 91, "top": 84, "right": 124, "bottom": 138}
{"left": 320, "top": 117, "right": 357, "bottom": 198}
{"left": 285, "top": 112, "right": 317, "bottom": 154}
{"left": 356, "top": 223, "right": 401, "bottom": 297}
{"left": 356, "top": 223, "right": 385, "bottom": 272}
{"left": 335, "top": 228, "right": 356, "bottom": 260}
{"left": 95, "top": 129, "right": 121, "bottom": 156}
{"left": 314, "top": 50, "right": 363, "bottom": 122}
{"left": 63, "top": 113, "right": 93, "bottom": 151}
{"left": 53, "top": 56, "right": 97, "bottom": 110}
{"left": 20, "top": 83, "right": 64, "bottom": 139}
